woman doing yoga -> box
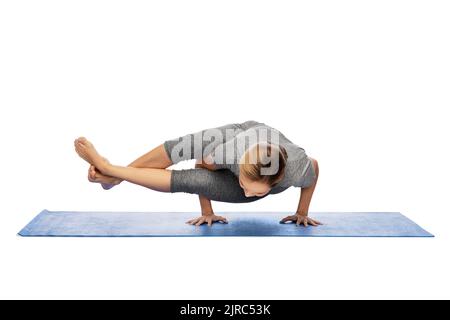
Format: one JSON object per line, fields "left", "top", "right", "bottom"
{"left": 74, "top": 120, "right": 321, "bottom": 227}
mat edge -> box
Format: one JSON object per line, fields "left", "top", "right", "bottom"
{"left": 18, "top": 209, "right": 49, "bottom": 237}
{"left": 18, "top": 210, "right": 434, "bottom": 238}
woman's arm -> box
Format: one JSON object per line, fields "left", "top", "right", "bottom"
{"left": 186, "top": 157, "right": 228, "bottom": 226}
{"left": 296, "top": 158, "right": 319, "bottom": 216}
{"left": 196, "top": 157, "right": 216, "bottom": 215}
{"left": 280, "top": 157, "right": 322, "bottom": 227}
{"left": 197, "top": 154, "right": 218, "bottom": 171}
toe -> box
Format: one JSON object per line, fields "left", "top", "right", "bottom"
{"left": 79, "top": 137, "right": 88, "bottom": 144}
{"left": 76, "top": 137, "right": 87, "bottom": 145}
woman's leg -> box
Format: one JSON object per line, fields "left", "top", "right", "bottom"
{"left": 86, "top": 120, "right": 264, "bottom": 189}
{"left": 100, "top": 164, "right": 171, "bottom": 192}
{"left": 89, "top": 144, "right": 173, "bottom": 189}
{"left": 126, "top": 144, "right": 173, "bottom": 169}
{"left": 75, "top": 136, "right": 265, "bottom": 201}
{"left": 90, "top": 122, "right": 242, "bottom": 188}
{"left": 75, "top": 137, "right": 172, "bottom": 192}
{"left": 96, "top": 163, "right": 263, "bottom": 201}
{"left": 171, "top": 168, "right": 265, "bottom": 203}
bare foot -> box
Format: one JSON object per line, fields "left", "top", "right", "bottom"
{"left": 88, "top": 160, "right": 122, "bottom": 190}
{"left": 74, "top": 137, "right": 109, "bottom": 173}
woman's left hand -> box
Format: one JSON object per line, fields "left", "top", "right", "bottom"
{"left": 279, "top": 214, "right": 322, "bottom": 227}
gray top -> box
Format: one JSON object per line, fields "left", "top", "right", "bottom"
{"left": 210, "top": 123, "right": 313, "bottom": 188}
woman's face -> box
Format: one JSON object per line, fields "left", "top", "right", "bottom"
{"left": 238, "top": 174, "right": 271, "bottom": 197}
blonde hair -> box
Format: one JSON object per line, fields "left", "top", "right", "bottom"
{"left": 239, "top": 142, "right": 288, "bottom": 187}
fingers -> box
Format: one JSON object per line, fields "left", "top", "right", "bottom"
{"left": 186, "top": 215, "right": 230, "bottom": 227}
{"left": 292, "top": 215, "right": 323, "bottom": 227}
{"left": 280, "top": 217, "right": 289, "bottom": 224}
{"left": 294, "top": 216, "right": 311, "bottom": 227}
{"left": 295, "top": 215, "right": 308, "bottom": 227}
{"left": 280, "top": 215, "right": 296, "bottom": 224}
{"left": 215, "top": 216, "right": 228, "bottom": 224}
{"left": 195, "top": 217, "right": 205, "bottom": 226}
{"left": 187, "top": 217, "right": 204, "bottom": 226}
{"left": 309, "top": 218, "right": 323, "bottom": 226}
{"left": 186, "top": 217, "right": 199, "bottom": 225}
{"left": 186, "top": 214, "right": 319, "bottom": 228}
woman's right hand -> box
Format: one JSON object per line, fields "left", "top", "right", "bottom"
{"left": 186, "top": 213, "right": 228, "bottom": 226}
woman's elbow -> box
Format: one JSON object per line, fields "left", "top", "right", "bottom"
{"left": 195, "top": 157, "right": 217, "bottom": 171}
{"left": 310, "top": 157, "right": 319, "bottom": 179}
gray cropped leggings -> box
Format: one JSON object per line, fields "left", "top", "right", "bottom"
{"left": 163, "top": 120, "right": 289, "bottom": 203}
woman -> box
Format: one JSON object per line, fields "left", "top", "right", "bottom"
{"left": 74, "top": 120, "right": 321, "bottom": 227}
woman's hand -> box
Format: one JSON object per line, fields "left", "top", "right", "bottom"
{"left": 186, "top": 213, "right": 228, "bottom": 227}
{"left": 279, "top": 213, "right": 322, "bottom": 227}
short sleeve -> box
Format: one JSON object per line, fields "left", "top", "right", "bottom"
{"left": 288, "top": 157, "right": 316, "bottom": 188}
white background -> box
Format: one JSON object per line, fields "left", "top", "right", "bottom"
{"left": 1, "top": 0, "right": 449, "bottom": 299}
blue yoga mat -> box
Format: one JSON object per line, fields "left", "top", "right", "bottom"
{"left": 18, "top": 210, "right": 433, "bottom": 237}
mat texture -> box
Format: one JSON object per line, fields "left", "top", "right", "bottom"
{"left": 18, "top": 210, "right": 433, "bottom": 237}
